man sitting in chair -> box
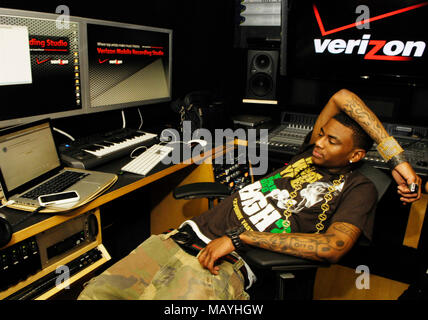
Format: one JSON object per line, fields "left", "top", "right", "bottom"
{"left": 79, "top": 89, "right": 422, "bottom": 300}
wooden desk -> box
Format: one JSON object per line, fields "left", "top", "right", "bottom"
{"left": 3, "top": 143, "right": 232, "bottom": 246}
{"left": 0, "top": 142, "right": 237, "bottom": 299}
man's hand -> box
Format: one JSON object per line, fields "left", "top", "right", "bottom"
{"left": 198, "top": 236, "right": 235, "bottom": 275}
{"left": 391, "top": 162, "right": 422, "bottom": 204}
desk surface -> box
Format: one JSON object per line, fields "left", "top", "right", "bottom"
{"left": 0, "top": 142, "right": 233, "bottom": 247}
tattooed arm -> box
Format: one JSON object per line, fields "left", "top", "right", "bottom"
{"left": 240, "top": 222, "right": 360, "bottom": 264}
{"left": 310, "top": 89, "right": 421, "bottom": 204}
{"left": 198, "top": 222, "right": 361, "bottom": 274}
{"left": 310, "top": 89, "right": 389, "bottom": 145}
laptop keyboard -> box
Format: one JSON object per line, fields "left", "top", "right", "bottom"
{"left": 21, "top": 171, "right": 88, "bottom": 200}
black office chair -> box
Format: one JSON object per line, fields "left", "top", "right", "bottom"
{"left": 173, "top": 162, "right": 392, "bottom": 300}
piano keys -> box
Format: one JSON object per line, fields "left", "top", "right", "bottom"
{"left": 59, "top": 128, "right": 158, "bottom": 169}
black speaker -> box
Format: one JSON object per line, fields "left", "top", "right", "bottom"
{"left": 244, "top": 50, "right": 279, "bottom": 103}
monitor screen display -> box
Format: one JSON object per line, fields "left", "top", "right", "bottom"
{"left": 86, "top": 23, "right": 171, "bottom": 111}
{"left": 0, "top": 10, "right": 83, "bottom": 127}
{"left": 284, "top": 0, "right": 428, "bottom": 82}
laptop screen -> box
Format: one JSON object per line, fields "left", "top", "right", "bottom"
{"left": 0, "top": 121, "right": 60, "bottom": 193}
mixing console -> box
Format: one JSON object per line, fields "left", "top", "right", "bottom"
{"left": 257, "top": 112, "right": 428, "bottom": 175}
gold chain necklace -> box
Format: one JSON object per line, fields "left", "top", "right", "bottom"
{"left": 282, "top": 174, "right": 345, "bottom": 234}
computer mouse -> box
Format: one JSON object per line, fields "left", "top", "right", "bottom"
{"left": 0, "top": 216, "right": 12, "bottom": 248}
{"left": 188, "top": 139, "right": 208, "bottom": 148}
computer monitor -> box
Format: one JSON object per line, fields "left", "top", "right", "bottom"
{"left": 282, "top": 0, "right": 428, "bottom": 83}
{"left": 0, "top": 8, "right": 84, "bottom": 128}
{"left": 82, "top": 20, "right": 172, "bottom": 113}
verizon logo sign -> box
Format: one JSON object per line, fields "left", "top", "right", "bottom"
{"left": 314, "top": 34, "right": 426, "bottom": 61}
{"left": 312, "top": 2, "right": 428, "bottom": 61}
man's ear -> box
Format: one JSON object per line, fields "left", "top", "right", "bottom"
{"left": 350, "top": 148, "right": 366, "bottom": 163}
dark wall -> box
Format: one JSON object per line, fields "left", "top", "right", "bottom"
{"left": 2, "top": 0, "right": 427, "bottom": 139}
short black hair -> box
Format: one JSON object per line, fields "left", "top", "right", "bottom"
{"left": 333, "top": 112, "right": 374, "bottom": 152}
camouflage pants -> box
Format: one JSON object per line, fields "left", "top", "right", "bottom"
{"left": 78, "top": 231, "right": 250, "bottom": 300}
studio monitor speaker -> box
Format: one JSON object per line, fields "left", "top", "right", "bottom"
{"left": 244, "top": 50, "right": 278, "bottom": 104}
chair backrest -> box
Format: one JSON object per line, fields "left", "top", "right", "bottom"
{"left": 356, "top": 162, "right": 392, "bottom": 201}
{"left": 353, "top": 161, "right": 392, "bottom": 246}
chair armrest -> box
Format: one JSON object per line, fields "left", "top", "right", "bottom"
{"left": 241, "top": 247, "right": 329, "bottom": 271}
{"left": 173, "top": 182, "right": 231, "bottom": 200}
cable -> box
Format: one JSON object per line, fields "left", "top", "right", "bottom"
{"left": 0, "top": 200, "right": 15, "bottom": 209}
{"left": 11, "top": 206, "right": 45, "bottom": 228}
{"left": 129, "top": 146, "right": 148, "bottom": 159}
{"left": 159, "top": 128, "right": 181, "bottom": 143}
{"left": 137, "top": 108, "right": 143, "bottom": 130}
{"left": 121, "top": 110, "right": 126, "bottom": 129}
{"left": 164, "top": 141, "right": 187, "bottom": 145}
{"left": 53, "top": 127, "right": 75, "bottom": 141}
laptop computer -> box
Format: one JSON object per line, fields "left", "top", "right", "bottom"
{"left": 0, "top": 119, "right": 118, "bottom": 213}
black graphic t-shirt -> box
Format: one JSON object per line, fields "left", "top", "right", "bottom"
{"left": 192, "top": 146, "right": 378, "bottom": 241}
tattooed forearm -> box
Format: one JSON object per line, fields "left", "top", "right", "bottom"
{"left": 242, "top": 231, "right": 338, "bottom": 262}
{"left": 241, "top": 222, "right": 361, "bottom": 263}
{"left": 332, "top": 222, "right": 359, "bottom": 241}
{"left": 342, "top": 96, "right": 388, "bottom": 141}
{"left": 337, "top": 91, "right": 389, "bottom": 142}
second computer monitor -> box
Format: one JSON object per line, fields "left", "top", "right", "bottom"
{"left": 84, "top": 21, "right": 172, "bottom": 112}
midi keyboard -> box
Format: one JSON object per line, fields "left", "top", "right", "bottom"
{"left": 59, "top": 128, "right": 158, "bottom": 169}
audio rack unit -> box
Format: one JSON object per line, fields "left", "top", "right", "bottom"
{"left": 0, "top": 209, "right": 110, "bottom": 300}
{"left": 213, "top": 146, "right": 253, "bottom": 193}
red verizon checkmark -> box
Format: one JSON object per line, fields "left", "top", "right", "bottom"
{"left": 98, "top": 59, "right": 109, "bottom": 64}
{"left": 36, "top": 58, "right": 50, "bottom": 64}
{"left": 313, "top": 1, "right": 428, "bottom": 36}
